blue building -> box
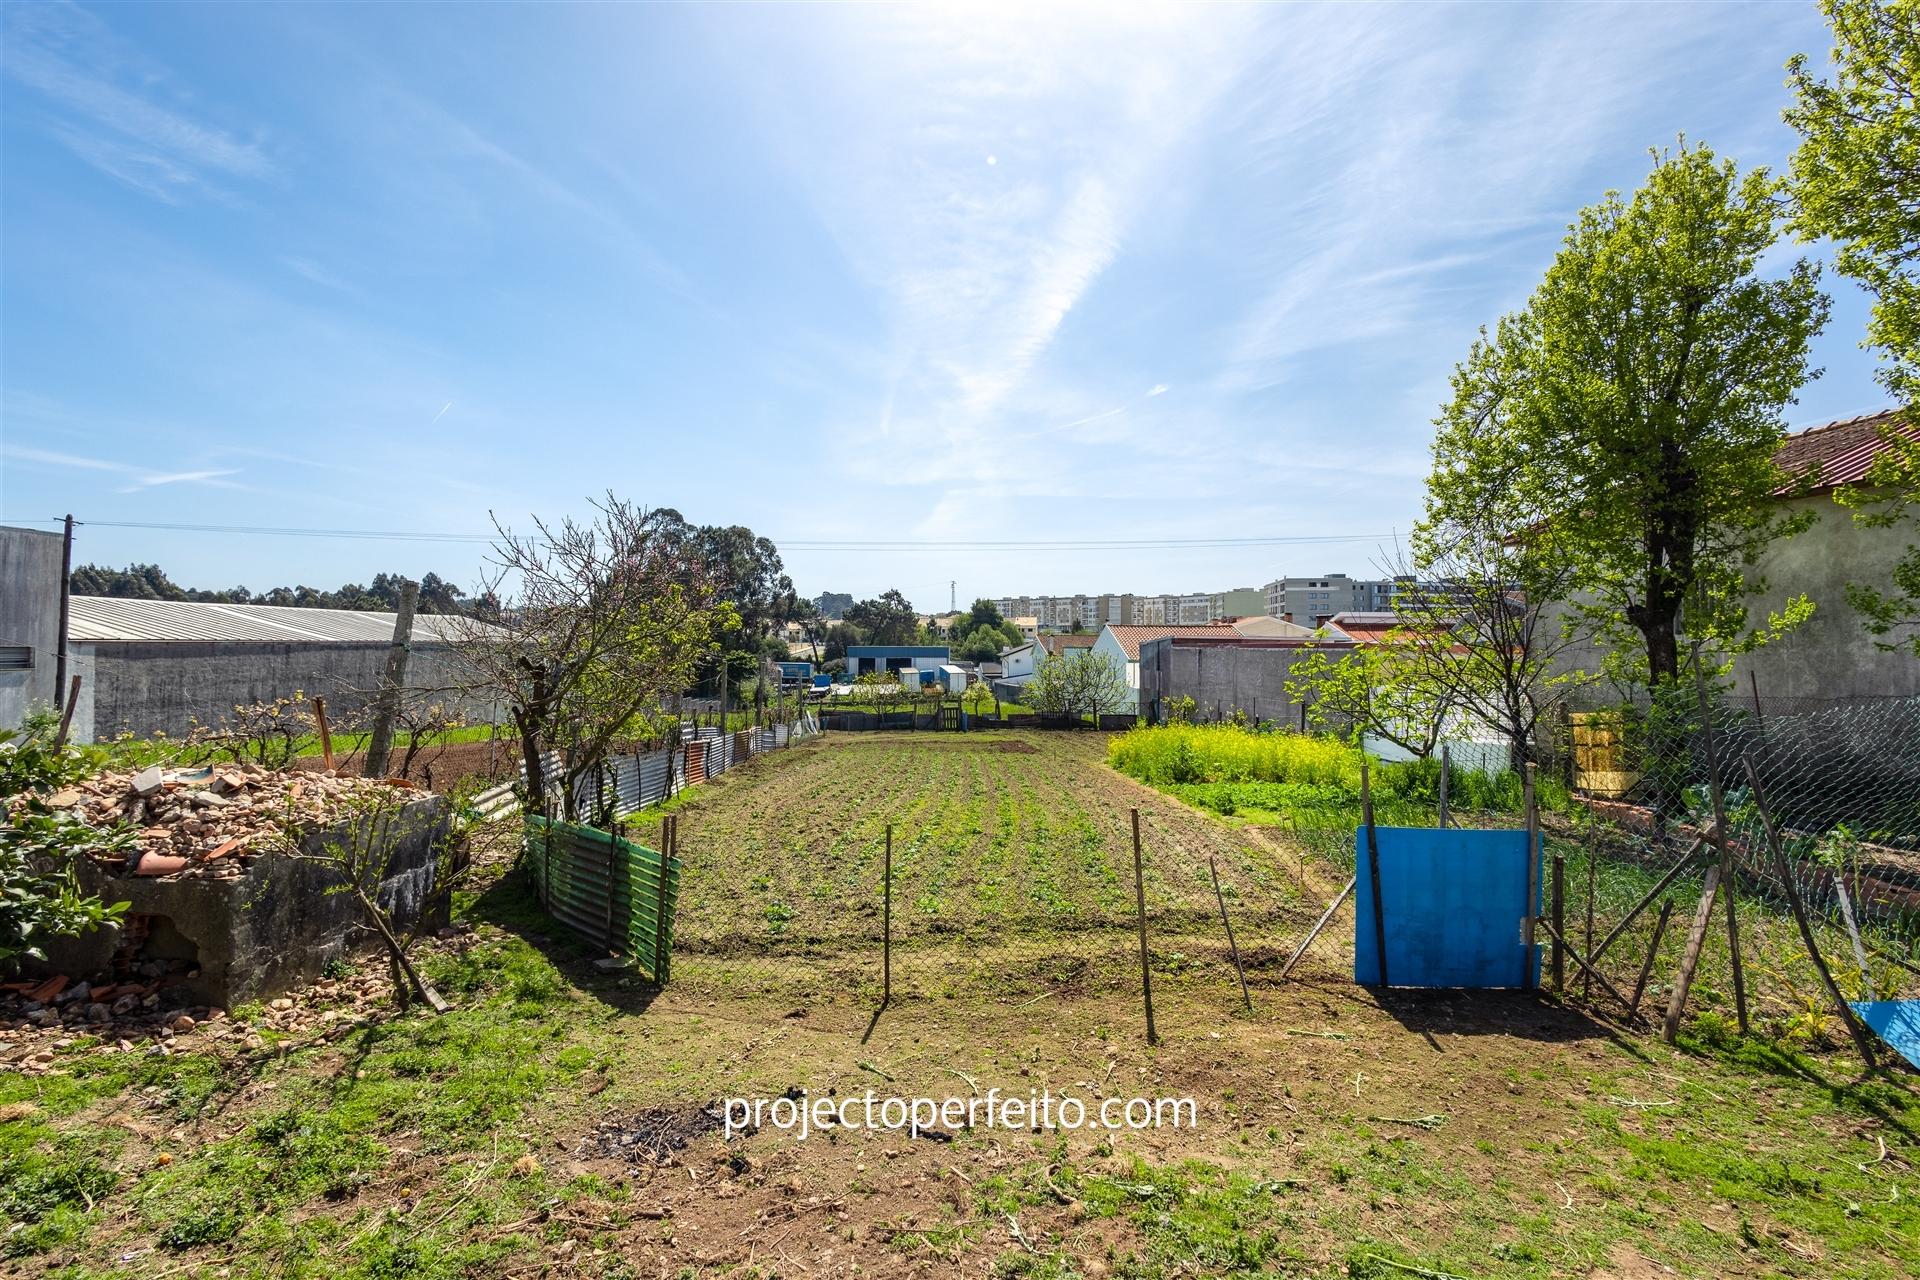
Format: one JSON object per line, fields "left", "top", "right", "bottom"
{"left": 844, "top": 645, "right": 951, "bottom": 679}
{"left": 776, "top": 661, "right": 815, "bottom": 685}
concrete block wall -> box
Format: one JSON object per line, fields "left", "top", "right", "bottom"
{"left": 69, "top": 640, "right": 500, "bottom": 743}
{"left": 1138, "top": 641, "right": 1339, "bottom": 726}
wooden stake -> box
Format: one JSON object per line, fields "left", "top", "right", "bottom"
{"left": 882, "top": 823, "right": 893, "bottom": 1008}
{"left": 54, "top": 675, "right": 81, "bottom": 748}
{"left": 1131, "top": 808, "right": 1157, "bottom": 1045}
{"left": 1742, "top": 754, "right": 1877, "bottom": 1071}
{"left": 1437, "top": 743, "right": 1450, "bottom": 828}
{"left": 1692, "top": 657, "right": 1748, "bottom": 1034}
{"left": 1209, "top": 854, "right": 1252, "bottom": 1012}
{"left": 1628, "top": 899, "right": 1676, "bottom": 1018}
{"left": 1591, "top": 835, "right": 1706, "bottom": 965}
{"left": 1361, "top": 757, "right": 1389, "bottom": 988}
{"left": 313, "top": 696, "right": 335, "bottom": 771}
{"left": 1661, "top": 862, "right": 1722, "bottom": 1045}
{"left": 1523, "top": 763, "right": 1539, "bottom": 991}
{"left": 1833, "top": 869, "right": 1872, "bottom": 979}
{"left": 1534, "top": 917, "right": 1633, "bottom": 1012}
{"left": 1583, "top": 809, "right": 1597, "bottom": 1000}
{"left": 1279, "top": 877, "right": 1354, "bottom": 981}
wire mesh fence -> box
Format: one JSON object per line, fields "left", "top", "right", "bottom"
{"left": 1545, "top": 691, "right": 1920, "bottom": 1047}
{"left": 588, "top": 731, "right": 1346, "bottom": 1032}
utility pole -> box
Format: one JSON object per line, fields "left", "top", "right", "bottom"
{"left": 950, "top": 580, "right": 956, "bottom": 613}
{"left": 363, "top": 578, "right": 420, "bottom": 778}
{"left": 54, "top": 515, "right": 73, "bottom": 709}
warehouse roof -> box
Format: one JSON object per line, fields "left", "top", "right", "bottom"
{"left": 67, "top": 597, "right": 494, "bottom": 644}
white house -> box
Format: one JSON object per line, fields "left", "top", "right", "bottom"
{"left": 1092, "top": 624, "right": 1232, "bottom": 709}
{"left": 999, "top": 641, "right": 1039, "bottom": 681}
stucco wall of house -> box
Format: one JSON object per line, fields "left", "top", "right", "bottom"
{"left": 0, "top": 526, "right": 64, "bottom": 730}
{"left": 1734, "top": 494, "right": 1917, "bottom": 700}
{"left": 69, "top": 640, "right": 500, "bottom": 743}
{"left": 1550, "top": 491, "right": 1918, "bottom": 702}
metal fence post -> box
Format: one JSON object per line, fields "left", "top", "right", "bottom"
{"left": 1550, "top": 849, "right": 1566, "bottom": 993}
{"left": 1522, "top": 763, "right": 1539, "bottom": 991}
{"left": 654, "top": 815, "right": 672, "bottom": 983}
{"left": 1361, "top": 757, "right": 1388, "bottom": 988}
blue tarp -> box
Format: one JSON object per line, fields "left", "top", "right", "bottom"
{"left": 1355, "top": 826, "right": 1542, "bottom": 989}
{"left": 1850, "top": 1000, "right": 1920, "bottom": 1070}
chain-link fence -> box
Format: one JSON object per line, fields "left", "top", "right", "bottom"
{"left": 1541, "top": 691, "right": 1920, "bottom": 1050}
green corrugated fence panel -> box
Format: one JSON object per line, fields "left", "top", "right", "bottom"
{"left": 524, "top": 817, "right": 682, "bottom": 980}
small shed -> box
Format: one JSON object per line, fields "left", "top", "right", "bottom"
{"left": 936, "top": 665, "right": 969, "bottom": 693}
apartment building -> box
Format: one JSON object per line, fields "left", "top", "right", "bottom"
{"left": 1262, "top": 574, "right": 1397, "bottom": 625}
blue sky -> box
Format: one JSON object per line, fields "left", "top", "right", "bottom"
{"left": 0, "top": 1, "right": 1892, "bottom": 611}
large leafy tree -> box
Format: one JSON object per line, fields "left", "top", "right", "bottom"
{"left": 1788, "top": 0, "right": 1920, "bottom": 655}
{"left": 957, "top": 598, "right": 1006, "bottom": 636}
{"left": 845, "top": 590, "right": 920, "bottom": 645}
{"left": 955, "top": 625, "right": 1008, "bottom": 664}
{"left": 1432, "top": 143, "right": 1828, "bottom": 690}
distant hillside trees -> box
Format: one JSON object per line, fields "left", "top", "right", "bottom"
{"left": 69, "top": 563, "right": 473, "bottom": 614}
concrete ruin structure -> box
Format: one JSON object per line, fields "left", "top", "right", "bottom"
{"left": 34, "top": 793, "right": 455, "bottom": 1008}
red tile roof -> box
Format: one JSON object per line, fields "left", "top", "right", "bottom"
{"left": 1776, "top": 410, "right": 1916, "bottom": 494}
{"left": 1100, "top": 624, "right": 1238, "bottom": 661}
{"left": 1039, "top": 633, "right": 1099, "bottom": 655}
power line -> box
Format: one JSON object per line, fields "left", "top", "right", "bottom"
{"left": 16, "top": 517, "right": 1398, "bottom": 553}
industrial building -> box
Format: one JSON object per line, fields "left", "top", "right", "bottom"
{"left": 842, "top": 644, "right": 951, "bottom": 679}
{"left": 0, "top": 526, "right": 500, "bottom": 742}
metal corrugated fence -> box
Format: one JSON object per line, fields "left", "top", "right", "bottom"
{"left": 470, "top": 715, "right": 820, "bottom": 822}
{"left": 525, "top": 817, "right": 682, "bottom": 978}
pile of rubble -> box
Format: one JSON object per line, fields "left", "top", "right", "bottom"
{"left": 46, "top": 763, "right": 408, "bottom": 880}
{"left": 0, "top": 927, "right": 480, "bottom": 1073}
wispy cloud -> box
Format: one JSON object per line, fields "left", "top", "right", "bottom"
{"left": 3, "top": 441, "right": 245, "bottom": 493}
{"left": 280, "top": 256, "right": 356, "bottom": 293}
{"left": 1145, "top": 384, "right": 1169, "bottom": 397}
{"left": 1216, "top": 4, "right": 1754, "bottom": 392}
{"left": 2, "top": 2, "right": 270, "bottom": 202}
{"left": 3, "top": 444, "right": 126, "bottom": 472}
{"left": 119, "top": 468, "right": 242, "bottom": 492}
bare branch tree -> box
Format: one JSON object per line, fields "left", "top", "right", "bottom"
{"left": 445, "top": 495, "right": 732, "bottom": 821}
{"left": 1384, "top": 525, "right": 1597, "bottom": 769}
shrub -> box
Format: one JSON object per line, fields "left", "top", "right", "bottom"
{"left": 1, "top": 709, "right": 134, "bottom": 972}
{"left": 1108, "top": 723, "right": 1563, "bottom": 816}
